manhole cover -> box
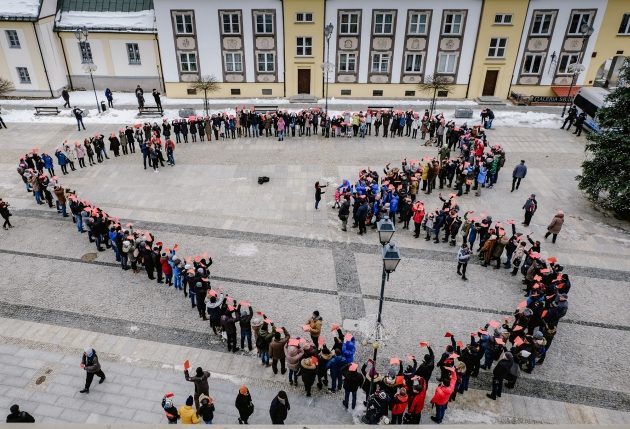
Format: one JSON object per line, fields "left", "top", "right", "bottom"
{"left": 35, "top": 376, "right": 46, "bottom": 385}
{"left": 81, "top": 253, "right": 98, "bottom": 262}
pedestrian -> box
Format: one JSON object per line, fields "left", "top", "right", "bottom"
{"left": 456, "top": 242, "right": 471, "bottom": 280}
{"left": 152, "top": 88, "right": 163, "bottom": 112}
{"left": 522, "top": 194, "right": 537, "bottom": 226}
{"left": 560, "top": 105, "right": 577, "bottom": 130}
{"left": 544, "top": 210, "right": 564, "bottom": 243}
{"left": 179, "top": 395, "right": 200, "bottom": 424}
{"left": 269, "top": 390, "right": 290, "bottom": 424}
{"left": 341, "top": 362, "right": 364, "bottom": 410}
{"left": 105, "top": 88, "right": 114, "bottom": 108}
{"left": 61, "top": 87, "right": 70, "bottom": 108}
{"left": 184, "top": 366, "right": 211, "bottom": 410}
{"left": 197, "top": 394, "right": 215, "bottom": 424}
{"left": 161, "top": 392, "right": 180, "bottom": 424}
{"left": 573, "top": 112, "right": 586, "bottom": 136}
{"left": 6, "top": 404, "right": 35, "bottom": 423}
{"left": 486, "top": 352, "right": 513, "bottom": 400}
{"left": 79, "top": 347, "right": 106, "bottom": 393}
{"left": 0, "top": 109, "right": 7, "bottom": 129}
{"left": 314, "top": 181, "right": 327, "bottom": 210}
{"left": 235, "top": 386, "right": 255, "bottom": 424}
{"left": 0, "top": 198, "right": 13, "bottom": 229}
{"left": 73, "top": 107, "right": 86, "bottom": 131}
{"left": 429, "top": 367, "right": 456, "bottom": 423}
{"left": 511, "top": 160, "right": 527, "bottom": 192}
{"left": 135, "top": 85, "right": 145, "bottom": 108}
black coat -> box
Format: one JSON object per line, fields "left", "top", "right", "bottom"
{"left": 235, "top": 393, "right": 254, "bottom": 419}
{"left": 269, "top": 396, "right": 290, "bottom": 424}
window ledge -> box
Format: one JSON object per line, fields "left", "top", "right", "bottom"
{"left": 294, "top": 21, "right": 314, "bottom": 24}
{"left": 295, "top": 55, "right": 314, "bottom": 58}
{"left": 493, "top": 24, "right": 513, "bottom": 27}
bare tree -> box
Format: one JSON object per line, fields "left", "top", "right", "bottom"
{"left": 0, "top": 77, "right": 14, "bottom": 97}
{"left": 189, "top": 75, "right": 220, "bottom": 116}
{"left": 417, "top": 75, "right": 453, "bottom": 117}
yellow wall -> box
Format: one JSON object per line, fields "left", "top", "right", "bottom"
{"left": 584, "top": 0, "right": 630, "bottom": 85}
{"left": 467, "top": 0, "right": 529, "bottom": 99}
{"left": 282, "top": 0, "right": 325, "bottom": 97}
{"left": 0, "top": 21, "right": 48, "bottom": 91}
{"left": 166, "top": 82, "right": 285, "bottom": 99}
{"left": 327, "top": 84, "right": 469, "bottom": 99}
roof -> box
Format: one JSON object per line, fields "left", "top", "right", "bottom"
{"left": 0, "top": 0, "right": 41, "bottom": 21}
{"left": 58, "top": 0, "right": 153, "bottom": 13}
{"left": 55, "top": 9, "right": 156, "bottom": 33}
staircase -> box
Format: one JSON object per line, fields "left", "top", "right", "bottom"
{"left": 289, "top": 94, "right": 319, "bottom": 103}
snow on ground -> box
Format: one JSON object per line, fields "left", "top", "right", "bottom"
{"left": 0, "top": 0, "right": 40, "bottom": 18}
{"left": 324, "top": 97, "right": 478, "bottom": 106}
{"left": 55, "top": 10, "right": 156, "bottom": 32}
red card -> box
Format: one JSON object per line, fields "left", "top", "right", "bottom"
{"left": 488, "top": 320, "right": 500, "bottom": 328}
{"left": 390, "top": 357, "right": 400, "bottom": 365}
{"left": 512, "top": 325, "right": 524, "bottom": 332}
{"left": 318, "top": 336, "right": 325, "bottom": 347}
{"left": 444, "top": 332, "right": 453, "bottom": 338}
{"left": 518, "top": 300, "right": 527, "bottom": 308}
{"left": 456, "top": 341, "right": 464, "bottom": 348}
{"left": 547, "top": 257, "right": 557, "bottom": 263}
{"left": 419, "top": 341, "right": 429, "bottom": 348}
{"left": 330, "top": 323, "right": 340, "bottom": 332}
{"left": 239, "top": 301, "right": 250, "bottom": 307}
{"left": 264, "top": 318, "right": 273, "bottom": 324}
{"left": 184, "top": 359, "right": 190, "bottom": 370}
{"left": 533, "top": 275, "right": 542, "bottom": 281}
{"left": 514, "top": 337, "right": 524, "bottom": 347}
{"left": 540, "top": 268, "right": 551, "bottom": 274}
{"left": 495, "top": 338, "right": 505, "bottom": 345}
{"left": 302, "top": 325, "right": 311, "bottom": 332}
{"left": 449, "top": 353, "right": 459, "bottom": 359}
{"left": 288, "top": 339, "right": 299, "bottom": 347}
{"left": 344, "top": 333, "right": 353, "bottom": 342}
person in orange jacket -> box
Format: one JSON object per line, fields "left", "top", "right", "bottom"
{"left": 407, "top": 378, "right": 427, "bottom": 424}
{"left": 390, "top": 387, "right": 409, "bottom": 424}
{"left": 430, "top": 367, "right": 456, "bottom": 424}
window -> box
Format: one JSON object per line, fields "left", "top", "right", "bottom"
{"left": 568, "top": 12, "right": 591, "bottom": 35}
{"left": 174, "top": 13, "right": 194, "bottom": 34}
{"left": 222, "top": 13, "right": 240, "bottom": 34}
{"left": 494, "top": 14, "right": 513, "bottom": 25}
{"left": 231, "top": 88, "right": 241, "bottom": 95}
{"left": 488, "top": 38, "right": 507, "bottom": 58}
{"left": 296, "top": 37, "right": 312, "bottom": 56}
{"left": 296, "top": 12, "right": 313, "bottom": 23}
{"left": 179, "top": 52, "right": 197, "bottom": 72}
{"left": 374, "top": 12, "right": 394, "bottom": 35}
{"left": 619, "top": 14, "right": 630, "bottom": 34}
{"left": 187, "top": 88, "right": 197, "bottom": 95}
{"left": 443, "top": 12, "right": 464, "bottom": 35}
{"left": 404, "top": 53, "right": 423, "bottom": 73}
{"left": 256, "top": 13, "right": 273, "bottom": 34}
{"left": 371, "top": 53, "right": 390, "bottom": 73}
{"left": 79, "top": 41, "right": 92, "bottom": 63}
{"left": 341, "top": 89, "right": 352, "bottom": 95}
{"left": 405, "top": 90, "right": 416, "bottom": 96}
{"left": 372, "top": 90, "right": 383, "bottom": 96}
{"left": 522, "top": 53, "right": 544, "bottom": 74}
{"left": 531, "top": 12, "right": 553, "bottom": 35}
{"left": 437, "top": 90, "right": 449, "bottom": 97}
{"left": 558, "top": 53, "right": 580, "bottom": 74}
{"left": 224, "top": 52, "right": 242, "bottom": 72}
{"left": 437, "top": 53, "right": 458, "bottom": 73}
{"left": 257, "top": 52, "right": 275, "bottom": 72}
{"left": 339, "top": 12, "right": 360, "bottom": 35}
{"left": 262, "top": 88, "right": 273, "bottom": 95}
{"left": 408, "top": 12, "right": 428, "bottom": 35}
{"left": 338, "top": 53, "right": 356, "bottom": 72}
{"left": 126, "top": 43, "right": 141, "bottom": 64}
{"left": 5, "top": 30, "right": 20, "bottom": 48}
{"left": 16, "top": 67, "right": 30, "bottom": 84}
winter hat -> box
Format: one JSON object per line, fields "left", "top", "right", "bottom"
{"left": 239, "top": 386, "right": 249, "bottom": 395}
{"left": 84, "top": 347, "right": 94, "bottom": 356}
{"left": 186, "top": 395, "right": 194, "bottom": 406}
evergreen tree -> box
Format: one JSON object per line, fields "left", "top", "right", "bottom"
{"left": 576, "top": 59, "right": 630, "bottom": 219}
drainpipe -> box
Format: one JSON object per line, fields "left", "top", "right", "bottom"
{"left": 155, "top": 33, "right": 166, "bottom": 93}
{"left": 280, "top": 0, "right": 286, "bottom": 97}
{"left": 465, "top": 0, "right": 485, "bottom": 99}
{"left": 32, "top": 21, "right": 54, "bottom": 97}
{"left": 57, "top": 31, "right": 73, "bottom": 90}
{"left": 322, "top": 0, "right": 327, "bottom": 99}
{"left": 507, "top": 0, "right": 531, "bottom": 99}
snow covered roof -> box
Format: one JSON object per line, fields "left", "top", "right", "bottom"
{"left": 55, "top": 9, "right": 156, "bottom": 33}
{"left": 0, "top": 0, "right": 41, "bottom": 21}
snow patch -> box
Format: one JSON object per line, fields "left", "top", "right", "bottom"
{"left": 323, "top": 98, "right": 478, "bottom": 106}
{"left": 228, "top": 243, "right": 258, "bottom": 257}
{"left": 55, "top": 10, "right": 156, "bottom": 32}
{"left": 444, "top": 408, "right": 502, "bottom": 424}
{"left": 129, "top": 325, "right": 139, "bottom": 333}
{"left": 0, "top": 0, "right": 40, "bottom": 18}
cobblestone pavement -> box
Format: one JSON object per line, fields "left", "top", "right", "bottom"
{"left": 0, "top": 123, "right": 629, "bottom": 424}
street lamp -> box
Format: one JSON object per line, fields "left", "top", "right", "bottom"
{"left": 561, "top": 23, "right": 594, "bottom": 117}
{"left": 75, "top": 26, "right": 101, "bottom": 114}
{"left": 323, "top": 23, "right": 334, "bottom": 117}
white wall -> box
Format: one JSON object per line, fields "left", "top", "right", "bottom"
{"left": 110, "top": 39, "right": 158, "bottom": 77}
{"left": 325, "top": 0, "right": 483, "bottom": 84}
{"left": 64, "top": 36, "right": 109, "bottom": 76}
{"left": 36, "top": 19, "right": 68, "bottom": 90}
{"left": 0, "top": 26, "right": 41, "bottom": 91}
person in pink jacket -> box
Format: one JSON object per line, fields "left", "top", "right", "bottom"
{"left": 430, "top": 366, "right": 456, "bottom": 423}
{"left": 277, "top": 117, "right": 285, "bottom": 141}
{"left": 75, "top": 142, "right": 86, "bottom": 168}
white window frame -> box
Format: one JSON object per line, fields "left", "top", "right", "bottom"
{"left": 404, "top": 53, "right": 423, "bottom": 73}
{"left": 257, "top": 52, "right": 275, "bottom": 72}
{"left": 522, "top": 53, "right": 544, "bottom": 75}
{"left": 296, "top": 37, "right": 312, "bottom": 56}
{"left": 437, "top": 52, "right": 458, "bottom": 74}
{"left": 179, "top": 52, "right": 197, "bottom": 72}
{"left": 557, "top": 53, "right": 581, "bottom": 74}
{"left": 338, "top": 52, "right": 356, "bottom": 72}
{"left": 295, "top": 12, "right": 313, "bottom": 23}
{"left": 126, "top": 42, "right": 141, "bottom": 64}
{"left": 568, "top": 12, "right": 592, "bottom": 35}
{"left": 374, "top": 12, "right": 394, "bottom": 35}
{"left": 5, "top": 30, "right": 20, "bottom": 48}
{"left": 531, "top": 12, "right": 554, "bottom": 36}
{"left": 443, "top": 12, "right": 464, "bottom": 35}
{"left": 222, "top": 13, "right": 240, "bottom": 34}
{"left": 224, "top": 52, "right": 243, "bottom": 72}
{"left": 408, "top": 12, "right": 428, "bottom": 35}
{"left": 16, "top": 67, "right": 31, "bottom": 84}
{"left": 339, "top": 12, "right": 360, "bottom": 35}
{"left": 78, "top": 41, "right": 93, "bottom": 64}
{"left": 255, "top": 13, "right": 273, "bottom": 34}
{"left": 488, "top": 38, "right": 507, "bottom": 58}
{"left": 619, "top": 14, "right": 630, "bottom": 34}
{"left": 371, "top": 53, "right": 390, "bottom": 73}
{"left": 494, "top": 14, "right": 513, "bottom": 25}
{"left": 174, "top": 13, "right": 194, "bottom": 35}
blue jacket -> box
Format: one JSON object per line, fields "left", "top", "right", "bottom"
{"left": 55, "top": 152, "right": 67, "bottom": 166}
{"left": 326, "top": 355, "right": 346, "bottom": 376}
{"left": 477, "top": 167, "right": 488, "bottom": 184}
{"left": 42, "top": 154, "right": 53, "bottom": 169}
{"left": 389, "top": 196, "right": 399, "bottom": 214}
{"left": 341, "top": 339, "right": 356, "bottom": 363}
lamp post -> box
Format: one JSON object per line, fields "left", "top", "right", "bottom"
{"left": 75, "top": 26, "right": 100, "bottom": 113}
{"left": 323, "top": 23, "right": 334, "bottom": 117}
{"left": 561, "top": 23, "right": 594, "bottom": 117}
{"left": 362, "top": 217, "right": 401, "bottom": 423}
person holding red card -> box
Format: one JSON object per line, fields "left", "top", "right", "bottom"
{"left": 79, "top": 347, "right": 106, "bottom": 394}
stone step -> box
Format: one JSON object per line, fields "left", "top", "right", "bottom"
{"left": 288, "top": 94, "right": 318, "bottom": 103}
{"left": 476, "top": 96, "right": 508, "bottom": 105}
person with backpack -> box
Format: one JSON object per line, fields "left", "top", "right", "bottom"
{"left": 522, "top": 194, "right": 538, "bottom": 226}
{"left": 161, "top": 393, "right": 179, "bottom": 424}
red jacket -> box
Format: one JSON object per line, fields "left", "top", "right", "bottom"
{"left": 412, "top": 207, "right": 425, "bottom": 224}
{"left": 391, "top": 393, "right": 408, "bottom": 415}
{"left": 408, "top": 385, "right": 427, "bottom": 414}
{"left": 430, "top": 368, "right": 456, "bottom": 406}
{"left": 160, "top": 258, "right": 172, "bottom": 276}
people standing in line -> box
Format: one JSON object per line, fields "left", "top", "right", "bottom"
{"left": 430, "top": 367, "right": 456, "bottom": 423}
{"left": 560, "top": 105, "right": 577, "bottom": 130}
{"left": 197, "top": 394, "right": 215, "bottom": 424}
{"left": 161, "top": 392, "right": 180, "bottom": 424}
{"left": 314, "top": 181, "right": 327, "bottom": 210}
{"left": 61, "top": 87, "right": 71, "bottom": 108}
{"left": 269, "top": 390, "right": 290, "bottom": 424}
{"left": 179, "top": 395, "right": 200, "bottom": 424}
{"left": 235, "top": 386, "right": 254, "bottom": 424}
{"left": 0, "top": 198, "right": 13, "bottom": 229}
{"left": 544, "top": 210, "right": 565, "bottom": 243}
{"left": 522, "top": 194, "right": 537, "bottom": 226}
{"left": 341, "top": 362, "right": 364, "bottom": 410}
{"left": 152, "top": 89, "right": 163, "bottom": 112}
{"left": 79, "top": 347, "right": 106, "bottom": 393}
{"left": 6, "top": 404, "right": 35, "bottom": 423}
{"left": 135, "top": 85, "right": 145, "bottom": 109}
{"left": 511, "top": 160, "right": 527, "bottom": 192}
{"left": 338, "top": 196, "right": 350, "bottom": 231}
{"left": 306, "top": 310, "right": 322, "bottom": 345}
{"left": 456, "top": 242, "right": 471, "bottom": 281}
{"left": 270, "top": 329, "right": 290, "bottom": 376}
{"left": 73, "top": 107, "right": 86, "bottom": 131}
{"left": 185, "top": 366, "right": 211, "bottom": 410}
{"left": 105, "top": 88, "right": 114, "bottom": 108}
{"left": 486, "top": 352, "right": 514, "bottom": 400}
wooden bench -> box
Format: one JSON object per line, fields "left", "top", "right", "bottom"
{"left": 367, "top": 106, "right": 394, "bottom": 112}
{"left": 454, "top": 107, "right": 474, "bottom": 119}
{"left": 34, "top": 106, "right": 61, "bottom": 116}
{"left": 138, "top": 106, "right": 164, "bottom": 117}
{"left": 253, "top": 105, "right": 278, "bottom": 113}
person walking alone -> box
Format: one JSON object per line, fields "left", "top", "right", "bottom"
{"left": 511, "top": 160, "right": 527, "bottom": 192}
{"left": 522, "top": 194, "right": 537, "bottom": 226}
{"left": 0, "top": 198, "right": 13, "bottom": 229}
{"left": 314, "top": 181, "right": 327, "bottom": 210}
{"left": 79, "top": 347, "right": 106, "bottom": 393}
{"left": 73, "top": 107, "right": 85, "bottom": 131}
{"left": 269, "top": 390, "right": 290, "bottom": 424}
{"left": 235, "top": 386, "right": 254, "bottom": 424}
{"left": 544, "top": 210, "right": 564, "bottom": 243}
{"left": 61, "top": 87, "right": 71, "bottom": 108}
{"left": 6, "top": 404, "right": 35, "bottom": 423}
{"left": 457, "top": 243, "right": 471, "bottom": 281}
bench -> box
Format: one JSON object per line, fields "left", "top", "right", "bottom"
{"left": 252, "top": 105, "right": 278, "bottom": 113}
{"left": 510, "top": 91, "right": 531, "bottom": 106}
{"left": 454, "top": 108, "right": 474, "bottom": 119}
{"left": 34, "top": 106, "right": 61, "bottom": 116}
{"left": 137, "top": 106, "right": 164, "bottom": 117}
{"left": 367, "top": 106, "right": 394, "bottom": 112}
